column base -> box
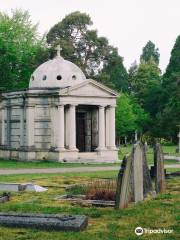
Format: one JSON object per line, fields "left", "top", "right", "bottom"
{"left": 95, "top": 147, "right": 107, "bottom": 151}
{"left": 58, "top": 148, "right": 79, "bottom": 162}
{"left": 56, "top": 147, "right": 66, "bottom": 151}
{"left": 107, "top": 146, "right": 118, "bottom": 150}
{"left": 68, "top": 147, "right": 79, "bottom": 151}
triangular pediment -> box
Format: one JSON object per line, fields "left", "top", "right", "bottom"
{"left": 60, "top": 79, "right": 118, "bottom": 97}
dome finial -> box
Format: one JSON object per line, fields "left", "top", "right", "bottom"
{"left": 55, "top": 44, "right": 62, "bottom": 57}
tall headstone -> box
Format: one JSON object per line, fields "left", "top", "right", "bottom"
{"left": 177, "top": 131, "right": 180, "bottom": 153}
{"left": 142, "top": 144, "right": 152, "bottom": 196}
{"left": 115, "top": 155, "right": 133, "bottom": 209}
{"left": 132, "top": 143, "right": 144, "bottom": 202}
{"left": 154, "top": 143, "right": 166, "bottom": 193}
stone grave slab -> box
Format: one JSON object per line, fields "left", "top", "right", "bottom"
{"left": 0, "top": 213, "right": 88, "bottom": 231}
{"left": 0, "top": 183, "right": 47, "bottom": 192}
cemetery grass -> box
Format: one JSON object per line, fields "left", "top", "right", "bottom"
{"left": 0, "top": 171, "right": 179, "bottom": 240}
{"left": 0, "top": 145, "right": 179, "bottom": 169}
{"left": 0, "top": 159, "right": 120, "bottom": 169}
{"left": 119, "top": 145, "right": 180, "bottom": 165}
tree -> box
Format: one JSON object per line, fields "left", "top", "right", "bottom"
{"left": 0, "top": 9, "right": 48, "bottom": 91}
{"left": 163, "top": 35, "right": 180, "bottom": 92}
{"left": 128, "top": 58, "right": 163, "bottom": 138}
{"left": 96, "top": 48, "right": 128, "bottom": 91}
{"left": 140, "top": 40, "right": 160, "bottom": 64}
{"left": 131, "top": 59, "right": 161, "bottom": 112}
{"left": 128, "top": 60, "right": 138, "bottom": 93}
{"left": 161, "top": 35, "right": 180, "bottom": 140}
{"left": 47, "top": 11, "right": 111, "bottom": 76}
{"left": 116, "top": 94, "right": 148, "bottom": 139}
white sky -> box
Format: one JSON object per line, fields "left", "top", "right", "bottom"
{"left": 1, "top": 0, "right": 180, "bottom": 72}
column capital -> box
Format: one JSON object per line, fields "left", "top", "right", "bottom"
{"left": 98, "top": 105, "right": 106, "bottom": 109}
{"left": 58, "top": 104, "right": 65, "bottom": 108}
{"left": 69, "top": 103, "right": 78, "bottom": 107}
{"left": 107, "top": 104, "right": 116, "bottom": 109}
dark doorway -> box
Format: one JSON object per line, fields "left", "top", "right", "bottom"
{"left": 76, "top": 106, "right": 98, "bottom": 152}
{"left": 76, "top": 112, "right": 86, "bottom": 152}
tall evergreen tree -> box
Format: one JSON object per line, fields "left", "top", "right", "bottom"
{"left": 96, "top": 48, "right": 128, "bottom": 91}
{"left": 161, "top": 35, "right": 180, "bottom": 140}
{"left": 140, "top": 40, "right": 160, "bottom": 64}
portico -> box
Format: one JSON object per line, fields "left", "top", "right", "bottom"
{"left": 0, "top": 46, "right": 118, "bottom": 162}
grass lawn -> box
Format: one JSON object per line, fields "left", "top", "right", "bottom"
{"left": 119, "top": 144, "right": 180, "bottom": 165}
{"left": 0, "top": 160, "right": 121, "bottom": 169}
{"left": 0, "top": 145, "right": 179, "bottom": 170}
{"left": 0, "top": 170, "right": 179, "bottom": 240}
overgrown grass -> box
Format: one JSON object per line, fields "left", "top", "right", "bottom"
{"left": 0, "top": 171, "right": 179, "bottom": 239}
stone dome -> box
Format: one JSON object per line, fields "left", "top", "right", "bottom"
{"left": 29, "top": 46, "right": 86, "bottom": 89}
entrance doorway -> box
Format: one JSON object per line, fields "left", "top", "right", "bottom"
{"left": 76, "top": 112, "right": 86, "bottom": 152}
{"left": 76, "top": 106, "right": 98, "bottom": 152}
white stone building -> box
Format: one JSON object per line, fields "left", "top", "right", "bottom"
{"left": 0, "top": 47, "right": 118, "bottom": 162}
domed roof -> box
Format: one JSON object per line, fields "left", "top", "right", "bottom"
{"left": 29, "top": 45, "right": 86, "bottom": 89}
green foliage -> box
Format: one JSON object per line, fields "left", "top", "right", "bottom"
{"left": 47, "top": 11, "right": 110, "bottom": 77}
{"left": 140, "top": 40, "right": 160, "bottom": 64}
{"left": 46, "top": 11, "right": 127, "bottom": 91}
{"left": 0, "top": 9, "right": 48, "bottom": 91}
{"left": 116, "top": 94, "right": 148, "bottom": 137}
{"left": 160, "top": 35, "right": 180, "bottom": 140}
{"left": 128, "top": 59, "right": 162, "bottom": 138}
{"left": 97, "top": 49, "right": 128, "bottom": 91}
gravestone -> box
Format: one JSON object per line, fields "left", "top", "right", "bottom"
{"left": 115, "top": 142, "right": 153, "bottom": 209}
{"left": 177, "top": 131, "right": 180, "bottom": 153}
{"left": 0, "top": 183, "right": 47, "bottom": 192}
{"left": 115, "top": 155, "right": 133, "bottom": 209}
{"left": 0, "top": 213, "right": 88, "bottom": 231}
{"left": 154, "top": 143, "right": 166, "bottom": 193}
{"left": 132, "top": 143, "right": 143, "bottom": 202}
{"left": 142, "top": 144, "right": 152, "bottom": 196}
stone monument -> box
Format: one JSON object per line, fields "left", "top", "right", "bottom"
{"left": 0, "top": 45, "right": 118, "bottom": 162}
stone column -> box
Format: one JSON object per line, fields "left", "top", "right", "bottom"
{"left": 65, "top": 107, "right": 71, "bottom": 149}
{"left": 19, "top": 106, "right": 25, "bottom": 147}
{"left": 109, "top": 105, "right": 116, "bottom": 149}
{"left": 26, "top": 105, "right": 35, "bottom": 148}
{"left": 105, "top": 107, "right": 110, "bottom": 148}
{"left": 69, "top": 104, "right": 77, "bottom": 150}
{"left": 57, "top": 104, "right": 65, "bottom": 150}
{"left": 6, "top": 105, "right": 11, "bottom": 147}
{"left": 97, "top": 105, "right": 106, "bottom": 150}
{"left": 1, "top": 107, "right": 6, "bottom": 145}
{"left": 50, "top": 105, "right": 58, "bottom": 148}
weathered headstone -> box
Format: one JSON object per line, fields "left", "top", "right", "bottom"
{"left": 115, "top": 155, "right": 132, "bottom": 209}
{"left": 142, "top": 144, "right": 152, "bottom": 196}
{"left": 132, "top": 143, "right": 144, "bottom": 202}
{"left": 0, "top": 213, "right": 88, "bottom": 231}
{"left": 115, "top": 142, "right": 153, "bottom": 209}
{"left": 154, "top": 143, "right": 166, "bottom": 193}
{"left": 177, "top": 131, "right": 180, "bottom": 153}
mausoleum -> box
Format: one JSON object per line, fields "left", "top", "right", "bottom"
{"left": 0, "top": 46, "right": 118, "bottom": 162}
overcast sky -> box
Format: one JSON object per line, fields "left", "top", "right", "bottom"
{"left": 1, "top": 0, "right": 180, "bottom": 72}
